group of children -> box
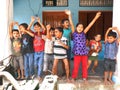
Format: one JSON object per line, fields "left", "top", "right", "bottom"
{"left": 9, "top": 10, "right": 120, "bottom": 85}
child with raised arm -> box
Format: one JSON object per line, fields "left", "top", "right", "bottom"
{"left": 19, "top": 23, "right": 34, "bottom": 80}
{"left": 22, "top": 16, "right": 45, "bottom": 81}
{"left": 104, "top": 27, "right": 120, "bottom": 85}
{"left": 61, "top": 10, "right": 74, "bottom": 76}
{"left": 87, "top": 34, "right": 102, "bottom": 73}
{"left": 9, "top": 21, "right": 24, "bottom": 79}
{"left": 71, "top": 12, "right": 101, "bottom": 83}
{"left": 43, "top": 24, "right": 55, "bottom": 74}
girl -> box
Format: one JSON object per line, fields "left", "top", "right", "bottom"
{"left": 71, "top": 12, "right": 101, "bottom": 83}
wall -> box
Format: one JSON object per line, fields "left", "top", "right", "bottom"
{"left": 13, "top": 0, "right": 113, "bottom": 25}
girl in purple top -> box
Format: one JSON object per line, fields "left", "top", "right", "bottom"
{"left": 71, "top": 12, "right": 101, "bottom": 83}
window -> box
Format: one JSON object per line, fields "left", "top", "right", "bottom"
{"left": 43, "top": 0, "right": 68, "bottom": 7}
{"left": 80, "top": 0, "right": 113, "bottom": 7}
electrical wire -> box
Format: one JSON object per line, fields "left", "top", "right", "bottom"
{"left": 28, "top": 0, "right": 42, "bottom": 16}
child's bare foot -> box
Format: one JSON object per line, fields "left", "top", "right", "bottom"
{"left": 38, "top": 77, "right": 43, "bottom": 83}
{"left": 16, "top": 76, "right": 20, "bottom": 79}
{"left": 71, "top": 78, "right": 75, "bottom": 83}
{"left": 83, "top": 78, "right": 88, "bottom": 85}
{"left": 66, "top": 78, "right": 71, "bottom": 83}
{"left": 92, "top": 69, "right": 95, "bottom": 73}
{"left": 104, "top": 80, "right": 109, "bottom": 85}
{"left": 108, "top": 79, "right": 114, "bottom": 85}
{"left": 21, "top": 76, "right": 25, "bottom": 79}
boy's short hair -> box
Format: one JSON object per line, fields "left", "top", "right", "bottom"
{"left": 12, "top": 29, "right": 19, "bottom": 33}
{"left": 108, "top": 30, "right": 117, "bottom": 38}
{"left": 55, "top": 27, "right": 63, "bottom": 34}
{"left": 20, "top": 23, "right": 28, "bottom": 30}
{"left": 50, "top": 27, "right": 55, "bottom": 32}
{"left": 33, "top": 22, "right": 41, "bottom": 27}
{"left": 76, "top": 22, "right": 83, "bottom": 27}
{"left": 61, "top": 19, "right": 69, "bottom": 24}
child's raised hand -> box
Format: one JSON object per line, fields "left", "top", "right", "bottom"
{"left": 31, "top": 16, "right": 35, "bottom": 22}
{"left": 46, "top": 24, "right": 51, "bottom": 31}
{"left": 36, "top": 17, "right": 41, "bottom": 23}
{"left": 65, "top": 9, "right": 71, "bottom": 15}
{"left": 95, "top": 12, "right": 101, "bottom": 19}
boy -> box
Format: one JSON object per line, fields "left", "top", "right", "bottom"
{"left": 9, "top": 21, "right": 24, "bottom": 79}
{"left": 104, "top": 27, "right": 120, "bottom": 85}
{"left": 52, "top": 27, "right": 70, "bottom": 82}
{"left": 61, "top": 10, "right": 74, "bottom": 76}
{"left": 43, "top": 24, "right": 55, "bottom": 74}
{"left": 87, "top": 34, "right": 102, "bottom": 73}
{"left": 19, "top": 23, "right": 34, "bottom": 80}
{"left": 23, "top": 16, "right": 45, "bottom": 81}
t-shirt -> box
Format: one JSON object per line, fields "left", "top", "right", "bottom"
{"left": 104, "top": 41, "right": 118, "bottom": 60}
{"left": 11, "top": 38, "right": 22, "bottom": 56}
{"left": 44, "top": 37, "right": 55, "bottom": 54}
{"left": 63, "top": 28, "right": 72, "bottom": 47}
{"left": 21, "top": 34, "right": 34, "bottom": 55}
{"left": 33, "top": 33, "right": 45, "bottom": 52}
{"left": 89, "top": 40, "right": 101, "bottom": 56}
{"left": 72, "top": 31, "right": 88, "bottom": 55}
{"left": 53, "top": 37, "right": 68, "bottom": 59}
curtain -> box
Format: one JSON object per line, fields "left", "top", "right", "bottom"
{"left": 0, "top": 0, "right": 13, "bottom": 64}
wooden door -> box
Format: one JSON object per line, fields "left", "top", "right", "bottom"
{"left": 42, "top": 11, "right": 68, "bottom": 28}
{"left": 79, "top": 11, "right": 112, "bottom": 40}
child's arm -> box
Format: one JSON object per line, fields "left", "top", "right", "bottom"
{"left": 36, "top": 17, "right": 46, "bottom": 33}
{"left": 58, "top": 40, "right": 69, "bottom": 50}
{"left": 105, "top": 27, "right": 113, "bottom": 42}
{"left": 113, "top": 27, "right": 120, "bottom": 36}
{"left": 9, "top": 21, "right": 19, "bottom": 38}
{"left": 22, "top": 29, "right": 35, "bottom": 37}
{"left": 46, "top": 24, "right": 51, "bottom": 39}
{"left": 27, "top": 16, "right": 36, "bottom": 30}
{"left": 84, "top": 12, "right": 101, "bottom": 34}
{"left": 65, "top": 10, "right": 75, "bottom": 33}
{"left": 9, "top": 22, "right": 14, "bottom": 38}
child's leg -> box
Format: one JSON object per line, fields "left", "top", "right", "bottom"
{"left": 63, "top": 58, "right": 70, "bottom": 81}
{"left": 21, "top": 69, "right": 24, "bottom": 79}
{"left": 104, "top": 71, "right": 109, "bottom": 85}
{"left": 52, "top": 59, "right": 59, "bottom": 75}
{"left": 108, "top": 71, "right": 114, "bottom": 84}
{"left": 81, "top": 55, "right": 88, "bottom": 79}
{"left": 92, "top": 60, "right": 98, "bottom": 73}
{"left": 19, "top": 56, "right": 24, "bottom": 79}
{"left": 37, "top": 52, "right": 44, "bottom": 78}
{"left": 81, "top": 56, "right": 88, "bottom": 84}
{"left": 43, "top": 53, "right": 48, "bottom": 73}
{"left": 72, "top": 55, "right": 81, "bottom": 79}
{"left": 87, "top": 60, "right": 92, "bottom": 69}
{"left": 17, "top": 68, "right": 21, "bottom": 79}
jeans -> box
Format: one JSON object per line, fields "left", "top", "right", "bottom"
{"left": 24, "top": 53, "right": 34, "bottom": 78}
{"left": 34, "top": 51, "right": 44, "bottom": 77}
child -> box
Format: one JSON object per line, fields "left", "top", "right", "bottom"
{"left": 9, "top": 21, "right": 24, "bottom": 79}
{"left": 104, "top": 27, "right": 120, "bottom": 85}
{"left": 61, "top": 10, "right": 74, "bottom": 76}
{"left": 52, "top": 27, "right": 70, "bottom": 82}
{"left": 43, "top": 24, "right": 55, "bottom": 74}
{"left": 19, "top": 23, "right": 34, "bottom": 79}
{"left": 24, "top": 16, "right": 45, "bottom": 81}
{"left": 71, "top": 12, "right": 101, "bottom": 83}
{"left": 87, "top": 34, "right": 102, "bottom": 73}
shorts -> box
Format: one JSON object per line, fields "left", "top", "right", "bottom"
{"left": 104, "top": 58, "right": 116, "bottom": 72}
{"left": 13, "top": 55, "right": 24, "bottom": 71}
{"left": 88, "top": 56, "right": 98, "bottom": 61}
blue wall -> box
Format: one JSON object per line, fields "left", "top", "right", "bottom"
{"left": 14, "top": 0, "right": 113, "bottom": 25}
